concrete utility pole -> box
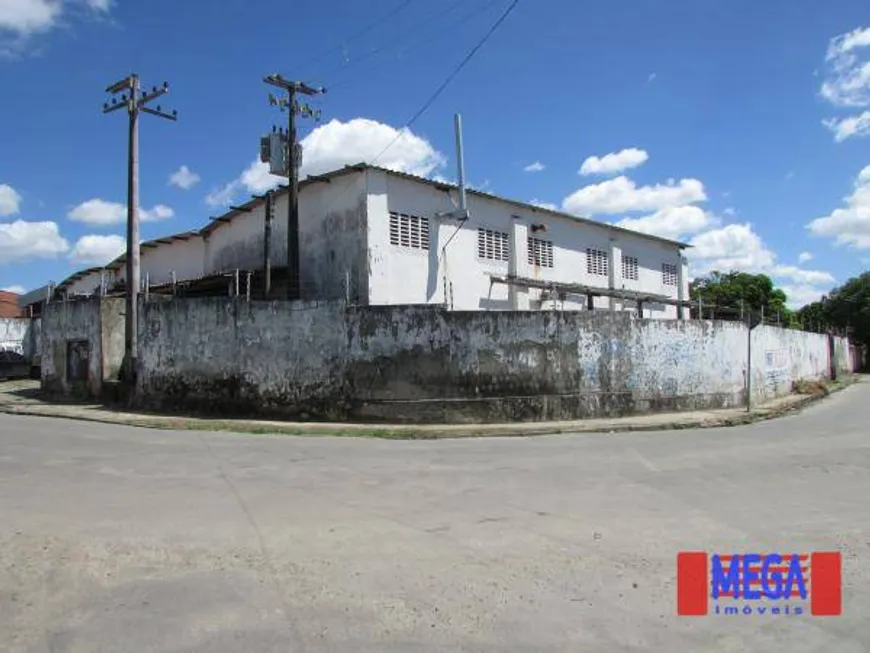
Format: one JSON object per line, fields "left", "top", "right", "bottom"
{"left": 263, "top": 74, "right": 325, "bottom": 300}
{"left": 103, "top": 74, "right": 177, "bottom": 383}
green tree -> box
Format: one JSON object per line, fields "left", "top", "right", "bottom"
{"left": 690, "top": 270, "right": 794, "bottom": 324}
{"left": 799, "top": 271, "right": 870, "bottom": 349}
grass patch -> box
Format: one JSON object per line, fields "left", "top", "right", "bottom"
{"left": 792, "top": 378, "right": 830, "bottom": 397}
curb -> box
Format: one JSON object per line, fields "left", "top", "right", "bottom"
{"left": 0, "top": 376, "right": 859, "bottom": 439}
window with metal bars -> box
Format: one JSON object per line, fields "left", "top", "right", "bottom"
{"left": 477, "top": 227, "right": 510, "bottom": 262}
{"left": 527, "top": 237, "right": 554, "bottom": 267}
{"left": 622, "top": 255, "right": 639, "bottom": 281}
{"left": 662, "top": 262, "right": 679, "bottom": 286}
{"left": 388, "top": 212, "right": 429, "bottom": 250}
{"left": 586, "top": 248, "right": 608, "bottom": 276}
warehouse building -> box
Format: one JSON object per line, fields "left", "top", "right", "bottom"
{"left": 54, "top": 164, "right": 690, "bottom": 318}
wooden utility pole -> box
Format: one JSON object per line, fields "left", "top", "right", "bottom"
{"left": 263, "top": 74, "right": 325, "bottom": 300}
{"left": 103, "top": 74, "right": 177, "bottom": 382}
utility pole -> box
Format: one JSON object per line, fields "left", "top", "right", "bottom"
{"left": 103, "top": 74, "right": 177, "bottom": 383}
{"left": 263, "top": 74, "right": 325, "bottom": 300}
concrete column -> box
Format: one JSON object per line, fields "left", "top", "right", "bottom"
{"left": 509, "top": 218, "right": 530, "bottom": 310}
{"left": 608, "top": 238, "right": 621, "bottom": 311}
{"left": 678, "top": 252, "right": 688, "bottom": 319}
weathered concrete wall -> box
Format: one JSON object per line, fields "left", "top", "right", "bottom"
{"left": 40, "top": 297, "right": 856, "bottom": 421}
{"left": 1, "top": 317, "right": 36, "bottom": 378}
{"left": 136, "top": 298, "right": 348, "bottom": 416}
{"left": 126, "top": 300, "right": 857, "bottom": 423}
{"left": 40, "top": 299, "right": 103, "bottom": 397}
{"left": 100, "top": 298, "right": 125, "bottom": 382}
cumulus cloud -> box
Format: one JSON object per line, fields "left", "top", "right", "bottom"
{"left": 530, "top": 199, "right": 558, "bottom": 211}
{"left": 579, "top": 148, "right": 649, "bottom": 176}
{"left": 806, "top": 165, "right": 870, "bottom": 248}
{"left": 0, "top": 183, "right": 22, "bottom": 216}
{"left": 68, "top": 199, "right": 174, "bottom": 225}
{"left": 820, "top": 26, "right": 870, "bottom": 141}
{"left": 823, "top": 110, "right": 870, "bottom": 142}
{"left": 69, "top": 234, "right": 126, "bottom": 265}
{"left": 524, "top": 161, "right": 545, "bottom": 173}
{"left": 0, "top": 220, "right": 69, "bottom": 263}
{"left": 615, "top": 205, "right": 716, "bottom": 241}
{"left": 1, "top": 284, "right": 25, "bottom": 294}
{"left": 1, "top": 0, "right": 112, "bottom": 55}
{"left": 205, "top": 118, "right": 445, "bottom": 207}
{"left": 686, "top": 223, "right": 835, "bottom": 308}
{"left": 798, "top": 251, "right": 814, "bottom": 263}
{"left": 562, "top": 175, "right": 706, "bottom": 216}
{"left": 168, "top": 165, "right": 200, "bottom": 190}
{"left": 0, "top": 183, "right": 23, "bottom": 217}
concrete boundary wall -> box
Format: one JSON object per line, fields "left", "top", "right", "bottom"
{"left": 40, "top": 298, "right": 856, "bottom": 423}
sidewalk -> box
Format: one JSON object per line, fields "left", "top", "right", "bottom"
{"left": 0, "top": 377, "right": 860, "bottom": 439}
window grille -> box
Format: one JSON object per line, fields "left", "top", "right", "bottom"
{"left": 477, "top": 227, "right": 510, "bottom": 262}
{"left": 527, "top": 237, "right": 554, "bottom": 267}
{"left": 587, "top": 248, "right": 608, "bottom": 276}
{"left": 389, "top": 212, "right": 429, "bottom": 250}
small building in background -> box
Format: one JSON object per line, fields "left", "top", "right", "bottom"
{"left": 0, "top": 290, "right": 24, "bottom": 318}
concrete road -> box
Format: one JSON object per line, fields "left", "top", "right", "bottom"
{"left": 1, "top": 383, "right": 868, "bottom": 652}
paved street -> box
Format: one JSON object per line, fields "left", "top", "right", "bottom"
{"left": 1, "top": 381, "right": 868, "bottom": 652}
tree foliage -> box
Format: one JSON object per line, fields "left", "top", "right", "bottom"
{"left": 796, "top": 271, "right": 870, "bottom": 348}
{"left": 689, "top": 271, "right": 794, "bottom": 325}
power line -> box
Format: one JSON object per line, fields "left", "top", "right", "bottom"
{"left": 314, "top": 0, "right": 497, "bottom": 85}
{"left": 369, "top": 0, "right": 522, "bottom": 166}
{"left": 298, "top": 0, "right": 417, "bottom": 73}
{"left": 278, "top": 0, "right": 522, "bottom": 234}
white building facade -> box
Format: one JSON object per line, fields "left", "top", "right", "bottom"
{"left": 55, "top": 165, "right": 689, "bottom": 318}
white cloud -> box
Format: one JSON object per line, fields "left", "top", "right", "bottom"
{"left": 647, "top": 72, "right": 657, "bottom": 83}
{"left": 530, "top": 199, "right": 558, "bottom": 211}
{"left": 168, "top": 165, "right": 200, "bottom": 190}
{"left": 806, "top": 165, "right": 870, "bottom": 248}
{"left": 0, "top": 0, "right": 62, "bottom": 36}
{"left": 524, "top": 161, "right": 545, "bottom": 173}
{"left": 820, "top": 27, "right": 870, "bottom": 141}
{"left": 0, "top": 183, "right": 22, "bottom": 215}
{"left": 68, "top": 199, "right": 174, "bottom": 225}
{"left": 779, "top": 284, "right": 828, "bottom": 309}
{"left": 1, "top": 284, "right": 25, "bottom": 294}
{"left": 205, "top": 118, "right": 445, "bottom": 207}
{"left": 562, "top": 175, "right": 706, "bottom": 215}
{"left": 69, "top": 234, "right": 125, "bottom": 265}
{"left": 823, "top": 110, "right": 870, "bottom": 141}
{"left": 769, "top": 265, "right": 835, "bottom": 286}
{"left": 615, "top": 205, "right": 716, "bottom": 241}
{"left": 686, "top": 223, "right": 836, "bottom": 308}
{"left": 85, "top": 0, "right": 111, "bottom": 11}
{"left": 723, "top": 207, "right": 737, "bottom": 217}
{"left": 687, "top": 223, "right": 777, "bottom": 276}
{"left": 0, "top": 220, "right": 69, "bottom": 263}
{"left": 798, "top": 251, "right": 813, "bottom": 263}
{"left": 579, "top": 148, "right": 649, "bottom": 176}
{"left": 0, "top": 0, "right": 112, "bottom": 55}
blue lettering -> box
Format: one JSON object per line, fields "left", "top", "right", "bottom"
{"left": 761, "top": 554, "right": 784, "bottom": 599}
{"left": 794, "top": 606, "right": 803, "bottom": 615}
{"left": 743, "top": 605, "right": 753, "bottom": 615}
{"left": 783, "top": 555, "right": 808, "bottom": 600}
{"left": 757, "top": 606, "right": 767, "bottom": 614}
{"left": 724, "top": 606, "right": 739, "bottom": 615}
{"left": 772, "top": 607, "right": 781, "bottom": 614}
{"left": 743, "top": 554, "right": 762, "bottom": 600}
{"left": 712, "top": 555, "right": 741, "bottom": 599}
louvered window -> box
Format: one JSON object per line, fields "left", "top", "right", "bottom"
{"left": 662, "top": 262, "right": 679, "bottom": 286}
{"left": 586, "top": 248, "right": 608, "bottom": 276}
{"left": 389, "top": 211, "right": 429, "bottom": 250}
{"left": 527, "top": 237, "right": 554, "bottom": 267}
{"left": 622, "top": 255, "right": 639, "bottom": 281}
{"left": 477, "top": 227, "right": 510, "bottom": 262}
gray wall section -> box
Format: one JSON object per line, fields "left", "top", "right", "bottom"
{"left": 40, "top": 300, "right": 104, "bottom": 396}
{"left": 40, "top": 298, "right": 856, "bottom": 422}
{"left": 136, "top": 298, "right": 348, "bottom": 415}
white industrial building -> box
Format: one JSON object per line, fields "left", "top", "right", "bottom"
{"left": 56, "top": 164, "right": 690, "bottom": 318}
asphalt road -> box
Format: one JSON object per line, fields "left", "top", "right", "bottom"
{"left": 1, "top": 382, "right": 868, "bottom": 652}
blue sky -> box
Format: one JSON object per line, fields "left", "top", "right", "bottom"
{"left": 1, "top": 0, "right": 869, "bottom": 307}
